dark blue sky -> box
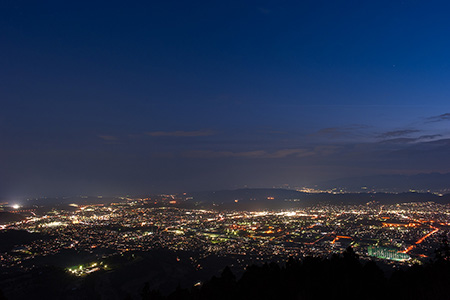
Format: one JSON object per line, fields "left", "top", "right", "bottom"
{"left": 2, "top": 1, "right": 450, "bottom": 198}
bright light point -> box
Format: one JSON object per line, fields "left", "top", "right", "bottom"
{"left": 12, "top": 204, "right": 20, "bottom": 209}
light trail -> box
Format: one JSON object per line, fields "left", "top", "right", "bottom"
{"left": 402, "top": 227, "right": 439, "bottom": 253}
{"left": 305, "top": 233, "right": 330, "bottom": 245}
{"left": 331, "top": 235, "right": 352, "bottom": 244}
{"left": 415, "top": 228, "right": 439, "bottom": 245}
{"left": 394, "top": 211, "right": 440, "bottom": 254}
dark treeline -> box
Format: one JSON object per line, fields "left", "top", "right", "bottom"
{"left": 142, "top": 245, "right": 450, "bottom": 300}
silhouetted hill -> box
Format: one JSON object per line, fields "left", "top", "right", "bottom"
{"left": 188, "top": 188, "right": 310, "bottom": 207}
{"left": 0, "top": 229, "right": 47, "bottom": 252}
{"left": 143, "top": 246, "right": 450, "bottom": 300}
{"left": 316, "top": 172, "right": 450, "bottom": 193}
{"left": 23, "top": 196, "right": 117, "bottom": 206}
{"left": 0, "top": 212, "right": 26, "bottom": 225}
{"left": 186, "top": 188, "right": 450, "bottom": 209}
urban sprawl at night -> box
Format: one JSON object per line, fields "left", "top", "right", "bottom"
{"left": 1, "top": 196, "right": 449, "bottom": 275}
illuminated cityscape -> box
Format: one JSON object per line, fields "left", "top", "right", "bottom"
{"left": 0, "top": 193, "right": 449, "bottom": 299}
{"left": 1, "top": 197, "right": 448, "bottom": 274}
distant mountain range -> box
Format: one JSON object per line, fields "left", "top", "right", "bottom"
{"left": 314, "top": 172, "right": 450, "bottom": 193}
{"left": 5, "top": 172, "right": 450, "bottom": 210}
{"left": 186, "top": 188, "right": 450, "bottom": 209}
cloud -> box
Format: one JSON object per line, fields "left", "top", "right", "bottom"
{"left": 379, "top": 138, "right": 418, "bottom": 144}
{"left": 313, "top": 145, "right": 342, "bottom": 156}
{"left": 185, "top": 148, "right": 314, "bottom": 159}
{"left": 315, "top": 127, "right": 344, "bottom": 138}
{"left": 379, "top": 134, "right": 442, "bottom": 144}
{"left": 146, "top": 130, "right": 215, "bottom": 137}
{"left": 312, "top": 125, "right": 369, "bottom": 139}
{"left": 266, "top": 149, "right": 315, "bottom": 158}
{"left": 98, "top": 135, "right": 118, "bottom": 141}
{"left": 427, "top": 113, "right": 450, "bottom": 122}
{"left": 377, "top": 129, "right": 420, "bottom": 138}
{"left": 419, "top": 134, "right": 442, "bottom": 140}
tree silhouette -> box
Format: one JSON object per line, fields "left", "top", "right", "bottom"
{"left": 167, "top": 285, "right": 190, "bottom": 300}
{"left": 138, "top": 246, "right": 450, "bottom": 300}
{"left": 141, "top": 282, "right": 164, "bottom": 300}
{"left": 0, "top": 288, "right": 6, "bottom": 300}
{"left": 434, "top": 232, "right": 450, "bottom": 262}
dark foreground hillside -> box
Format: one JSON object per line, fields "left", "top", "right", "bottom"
{"left": 1, "top": 244, "right": 449, "bottom": 300}
{"left": 143, "top": 246, "right": 450, "bottom": 300}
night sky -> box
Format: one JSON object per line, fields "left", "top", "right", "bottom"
{"left": 2, "top": 1, "right": 450, "bottom": 198}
